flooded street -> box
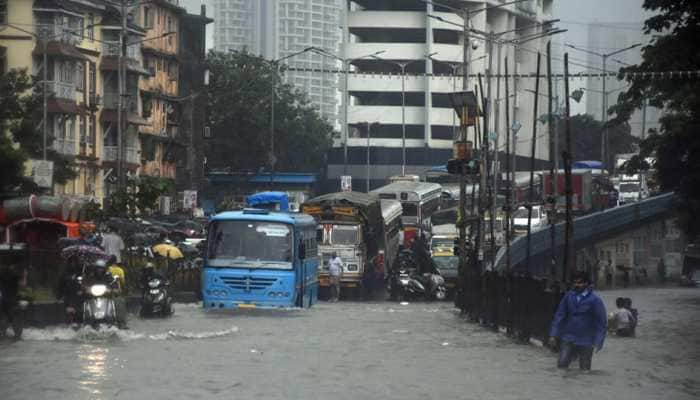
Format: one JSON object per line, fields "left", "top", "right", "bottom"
{"left": 1, "top": 287, "right": 699, "bottom": 400}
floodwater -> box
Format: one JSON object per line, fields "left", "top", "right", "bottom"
{"left": 1, "top": 287, "right": 699, "bottom": 400}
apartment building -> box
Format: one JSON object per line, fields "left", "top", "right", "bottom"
{"left": 329, "top": 0, "right": 555, "bottom": 190}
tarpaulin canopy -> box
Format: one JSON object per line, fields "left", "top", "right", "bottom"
{"left": 246, "top": 192, "right": 290, "bottom": 211}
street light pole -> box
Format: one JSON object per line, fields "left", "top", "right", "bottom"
{"left": 565, "top": 42, "right": 641, "bottom": 170}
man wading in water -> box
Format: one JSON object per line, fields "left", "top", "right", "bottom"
{"left": 549, "top": 272, "right": 607, "bottom": 371}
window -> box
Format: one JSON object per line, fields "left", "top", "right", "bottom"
{"left": 89, "top": 62, "right": 96, "bottom": 95}
{"left": 0, "top": 0, "right": 6, "bottom": 25}
{"left": 166, "top": 16, "right": 174, "bottom": 46}
{"left": 168, "top": 61, "right": 177, "bottom": 81}
{"left": 89, "top": 115, "right": 96, "bottom": 147}
{"left": 76, "top": 63, "right": 85, "bottom": 91}
{"left": 144, "top": 7, "right": 153, "bottom": 28}
{"left": 0, "top": 46, "right": 6, "bottom": 75}
{"left": 87, "top": 14, "right": 94, "bottom": 41}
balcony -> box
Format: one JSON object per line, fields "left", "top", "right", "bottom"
{"left": 103, "top": 146, "right": 140, "bottom": 164}
{"left": 36, "top": 24, "right": 80, "bottom": 46}
{"left": 48, "top": 81, "right": 76, "bottom": 101}
{"left": 101, "top": 41, "right": 142, "bottom": 62}
{"left": 52, "top": 138, "right": 77, "bottom": 156}
{"left": 103, "top": 91, "right": 138, "bottom": 113}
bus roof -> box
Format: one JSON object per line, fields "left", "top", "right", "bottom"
{"left": 371, "top": 181, "right": 442, "bottom": 198}
{"left": 210, "top": 210, "right": 316, "bottom": 227}
{"left": 380, "top": 199, "right": 403, "bottom": 223}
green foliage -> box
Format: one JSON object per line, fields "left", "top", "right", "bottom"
{"left": 104, "top": 176, "right": 171, "bottom": 218}
{"left": 0, "top": 70, "right": 33, "bottom": 194}
{"left": 0, "top": 68, "right": 78, "bottom": 194}
{"left": 611, "top": 0, "right": 700, "bottom": 240}
{"left": 557, "top": 114, "right": 638, "bottom": 167}
{"left": 205, "top": 50, "right": 333, "bottom": 172}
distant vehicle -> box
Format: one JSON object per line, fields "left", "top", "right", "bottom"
{"left": 542, "top": 169, "right": 593, "bottom": 215}
{"left": 203, "top": 209, "right": 319, "bottom": 309}
{"left": 614, "top": 153, "right": 650, "bottom": 206}
{"left": 512, "top": 205, "right": 548, "bottom": 234}
{"left": 388, "top": 175, "right": 421, "bottom": 183}
{"left": 245, "top": 192, "right": 290, "bottom": 212}
{"left": 372, "top": 181, "right": 442, "bottom": 247}
{"left": 301, "top": 192, "right": 401, "bottom": 296}
{"left": 429, "top": 235, "right": 459, "bottom": 291}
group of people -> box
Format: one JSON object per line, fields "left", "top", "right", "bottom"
{"left": 549, "top": 272, "right": 640, "bottom": 371}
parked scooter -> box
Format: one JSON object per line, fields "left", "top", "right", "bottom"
{"left": 140, "top": 277, "right": 173, "bottom": 317}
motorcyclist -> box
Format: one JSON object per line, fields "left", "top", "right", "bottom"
{"left": 140, "top": 262, "right": 165, "bottom": 294}
{"left": 84, "top": 259, "right": 128, "bottom": 329}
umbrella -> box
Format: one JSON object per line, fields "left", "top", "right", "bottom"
{"left": 61, "top": 244, "right": 108, "bottom": 261}
{"left": 152, "top": 243, "right": 184, "bottom": 260}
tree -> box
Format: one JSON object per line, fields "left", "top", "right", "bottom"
{"left": 104, "top": 176, "right": 172, "bottom": 218}
{"left": 556, "top": 114, "right": 638, "bottom": 168}
{"left": 0, "top": 68, "right": 77, "bottom": 195}
{"left": 610, "top": 0, "right": 700, "bottom": 240}
{"left": 0, "top": 69, "right": 33, "bottom": 194}
{"left": 205, "top": 50, "right": 333, "bottom": 172}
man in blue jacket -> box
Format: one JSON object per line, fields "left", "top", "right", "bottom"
{"left": 549, "top": 272, "right": 607, "bottom": 370}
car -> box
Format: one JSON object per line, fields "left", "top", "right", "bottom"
{"left": 512, "top": 205, "right": 548, "bottom": 234}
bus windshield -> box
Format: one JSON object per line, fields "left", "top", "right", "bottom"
{"left": 402, "top": 203, "right": 418, "bottom": 216}
{"left": 331, "top": 225, "right": 360, "bottom": 245}
{"left": 207, "top": 220, "right": 293, "bottom": 268}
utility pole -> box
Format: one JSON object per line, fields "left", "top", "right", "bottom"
{"left": 116, "top": 0, "right": 127, "bottom": 191}
{"left": 563, "top": 53, "right": 573, "bottom": 281}
{"left": 547, "top": 41, "right": 557, "bottom": 277}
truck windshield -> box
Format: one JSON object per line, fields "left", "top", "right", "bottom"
{"left": 620, "top": 183, "right": 639, "bottom": 193}
{"left": 207, "top": 220, "right": 292, "bottom": 268}
{"left": 331, "top": 225, "right": 359, "bottom": 245}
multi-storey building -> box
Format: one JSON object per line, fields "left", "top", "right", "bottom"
{"left": 212, "top": 0, "right": 341, "bottom": 124}
{"left": 0, "top": 0, "right": 109, "bottom": 200}
{"left": 136, "top": 0, "right": 185, "bottom": 182}
{"left": 329, "top": 0, "right": 555, "bottom": 190}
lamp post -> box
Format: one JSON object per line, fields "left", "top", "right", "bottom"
{"left": 371, "top": 53, "right": 436, "bottom": 176}
{"left": 310, "top": 48, "right": 386, "bottom": 176}
{"left": 565, "top": 42, "right": 641, "bottom": 170}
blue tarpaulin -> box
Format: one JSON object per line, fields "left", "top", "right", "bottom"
{"left": 572, "top": 160, "right": 603, "bottom": 169}
{"left": 245, "top": 192, "right": 290, "bottom": 212}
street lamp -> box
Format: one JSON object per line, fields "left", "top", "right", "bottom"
{"left": 565, "top": 42, "right": 642, "bottom": 170}
{"left": 310, "top": 47, "right": 386, "bottom": 176}
{"left": 371, "top": 52, "right": 436, "bottom": 176}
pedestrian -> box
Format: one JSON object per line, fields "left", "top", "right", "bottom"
{"left": 0, "top": 264, "right": 28, "bottom": 339}
{"left": 657, "top": 258, "right": 666, "bottom": 284}
{"left": 610, "top": 297, "right": 635, "bottom": 337}
{"left": 101, "top": 228, "right": 125, "bottom": 263}
{"left": 328, "top": 252, "right": 343, "bottom": 302}
{"left": 549, "top": 271, "right": 607, "bottom": 371}
{"left": 107, "top": 255, "right": 126, "bottom": 293}
{"left": 623, "top": 297, "right": 638, "bottom": 337}
{"left": 56, "top": 260, "right": 83, "bottom": 325}
{"left": 605, "top": 259, "right": 613, "bottom": 287}
{"left": 623, "top": 267, "right": 630, "bottom": 288}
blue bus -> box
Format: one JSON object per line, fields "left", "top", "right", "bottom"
{"left": 202, "top": 209, "right": 319, "bottom": 309}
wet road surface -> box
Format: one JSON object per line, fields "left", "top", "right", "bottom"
{"left": 1, "top": 287, "right": 699, "bottom": 400}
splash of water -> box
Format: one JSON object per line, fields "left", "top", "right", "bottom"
{"left": 20, "top": 325, "right": 239, "bottom": 342}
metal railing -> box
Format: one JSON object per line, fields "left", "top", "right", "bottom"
{"left": 103, "top": 146, "right": 140, "bottom": 164}
{"left": 102, "top": 91, "right": 138, "bottom": 113}
{"left": 52, "top": 138, "right": 77, "bottom": 156}
{"left": 36, "top": 24, "right": 80, "bottom": 45}
{"left": 101, "top": 41, "right": 142, "bottom": 61}
{"left": 48, "top": 81, "right": 75, "bottom": 100}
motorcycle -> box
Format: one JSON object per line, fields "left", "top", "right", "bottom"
{"left": 388, "top": 250, "right": 447, "bottom": 301}
{"left": 140, "top": 277, "right": 173, "bottom": 317}
{"left": 82, "top": 278, "right": 119, "bottom": 329}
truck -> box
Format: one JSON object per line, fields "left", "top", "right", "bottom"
{"left": 301, "top": 192, "right": 402, "bottom": 296}
{"left": 614, "top": 153, "right": 649, "bottom": 206}
{"left": 542, "top": 169, "right": 593, "bottom": 215}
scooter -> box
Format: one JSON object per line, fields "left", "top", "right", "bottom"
{"left": 140, "top": 277, "right": 173, "bottom": 317}
{"left": 82, "top": 279, "right": 119, "bottom": 329}
{"left": 388, "top": 251, "right": 447, "bottom": 301}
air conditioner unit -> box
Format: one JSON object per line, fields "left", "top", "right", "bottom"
{"left": 203, "top": 126, "right": 211, "bottom": 138}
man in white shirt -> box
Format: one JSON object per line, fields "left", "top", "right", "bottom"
{"left": 101, "top": 229, "right": 125, "bottom": 263}
{"left": 328, "top": 252, "right": 343, "bottom": 302}
{"left": 610, "top": 297, "right": 635, "bottom": 337}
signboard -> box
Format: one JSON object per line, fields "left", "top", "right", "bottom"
{"left": 160, "top": 196, "right": 171, "bottom": 215}
{"left": 183, "top": 190, "right": 197, "bottom": 210}
{"left": 32, "top": 160, "right": 54, "bottom": 188}
{"left": 340, "top": 175, "right": 352, "bottom": 192}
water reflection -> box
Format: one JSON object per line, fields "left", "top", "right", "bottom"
{"left": 78, "top": 345, "right": 110, "bottom": 399}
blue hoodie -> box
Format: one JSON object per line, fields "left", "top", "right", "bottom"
{"left": 550, "top": 287, "right": 607, "bottom": 348}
